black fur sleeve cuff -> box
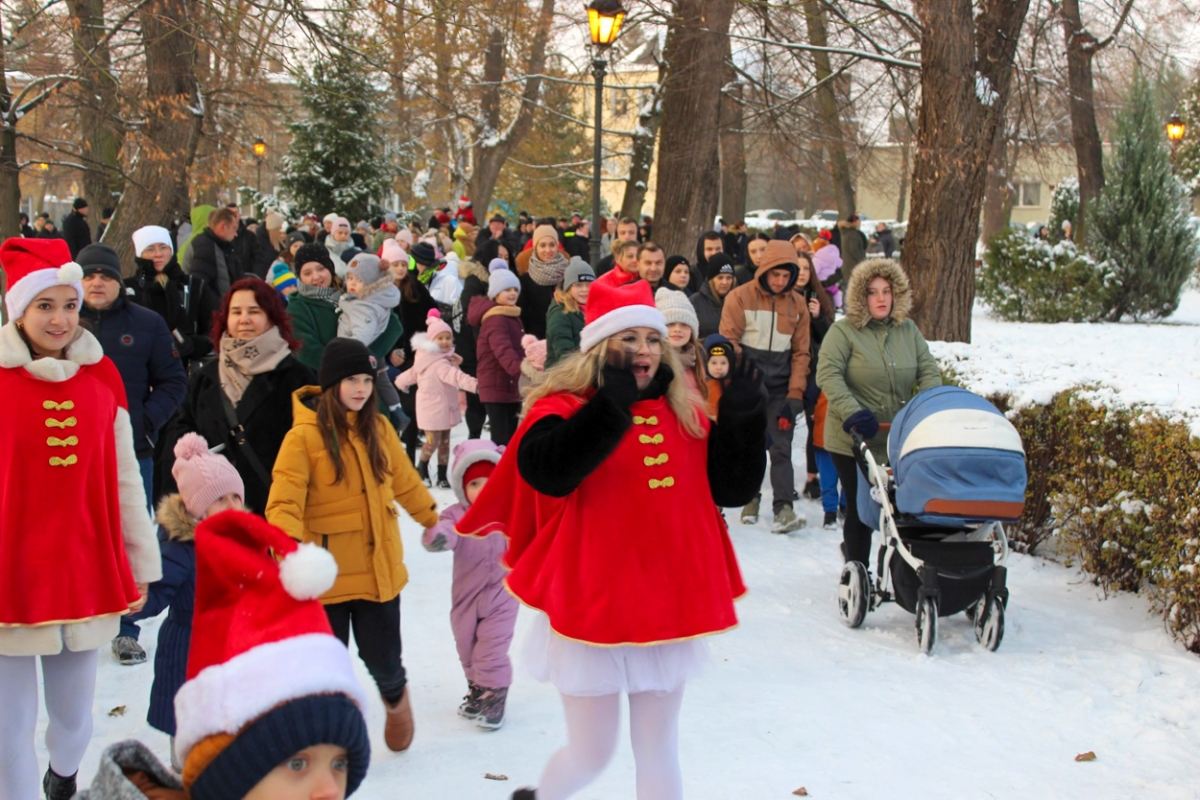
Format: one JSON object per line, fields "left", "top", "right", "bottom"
{"left": 707, "top": 403, "right": 767, "bottom": 508}
{"left": 517, "top": 389, "right": 633, "bottom": 497}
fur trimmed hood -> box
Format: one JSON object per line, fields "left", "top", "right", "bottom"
{"left": 155, "top": 494, "right": 198, "bottom": 542}
{"left": 0, "top": 320, "right": 104, "bottom": 382}
{"left": 449, "top": 440, "right": 505, "bottom": 506}
{"left": 353, "top": 271, "right": 401, "bottom": 305}
{"left": 843, "top": 258, "right": 913, "bottom": 329}
{"left": 406, "top": 331, "right": 457, "bottom": 378}
{"left": 459, "top": 257, "right": 490, "bottom": 284}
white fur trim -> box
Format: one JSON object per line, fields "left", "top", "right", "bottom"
{"left": 5, "top": 266, "right": 84, "bottom": 320}
{"left": 450, "top": 449, "right": 503, "bottom": 506}
{"left": 0, "top": 322, "right": 103, "bottom": 381}
{"left": 114, "top": 407, "right": 161, "bottom": 584}
{"left": 278, "top": 543, "right": 338, "bottom": 600}
{"left": 409, "top": 332, "right": 442, "bottom": 353}
{"left": 173, "top": 634, "right": 370, "bottom": 764}
{"left": 579, "top": 305, "right": 668, "bottom": 353}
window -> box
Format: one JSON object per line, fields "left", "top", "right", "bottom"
{"left": 1018, "top": 181, "right": 1042, "bottom": 207}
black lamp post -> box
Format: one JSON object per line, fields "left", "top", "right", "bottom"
{"left": 252, "top": 137, "right": 267, "bottom": 214}
{"left": 586, "top": 0, "right": 626, "bottom": 268}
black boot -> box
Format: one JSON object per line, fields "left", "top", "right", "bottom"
{"left": 43, "top": 767, "right": 77, "bottom": 800}
{"left": 511, "top": 790, "right": 537, "bottom": 800}
{"left": 436, "top": 464, "right": 451, "bottom": 490}
{"left": 416, "top": 460, "right": 431, "bottom": 487}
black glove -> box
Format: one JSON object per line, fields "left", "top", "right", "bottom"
{"left": 843, "top": 409, "right": 880, "bottom": 439}
{"left": 599, "top": 362, "right": 640, "bottom": 411}
{"left": 720, "top": 354, "right": 764, "bottom": 415}
{"left": 778, "top": 397, "right": 805, "bottom": 430}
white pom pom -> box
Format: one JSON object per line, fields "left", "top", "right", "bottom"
{"left": 58, "top": 262, "right": 83, "bottom": 283}
{"left": 279, "top": 543, "right": 338, "bottom": 600}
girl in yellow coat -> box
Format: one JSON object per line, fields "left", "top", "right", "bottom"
{"left": 266, "top": 337, "right": 439, "bottom": 754}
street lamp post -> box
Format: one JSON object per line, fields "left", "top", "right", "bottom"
{"left": 1166, "top": 113, "right": 1186, "bottom": 149}
{"left": 586, "top": 0, "right": 625, "bottom": 269}
{"left": 253, "top": 137, "right": 267, "bottom": 215}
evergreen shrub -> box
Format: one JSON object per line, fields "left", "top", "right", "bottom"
{"left": 978, "top": 229, "right": 1112, "bottom": 322}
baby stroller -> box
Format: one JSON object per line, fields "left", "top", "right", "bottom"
{"left": 837, "top": 386, "right": 1027, "bottom": 654}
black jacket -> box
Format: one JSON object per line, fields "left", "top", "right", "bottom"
{"left": 874, "top": 228, "right": 897, "bottom": 259}
{"left": 453, "top": 272, "right": 489, "bottom": 376}
{"left": 128, "top": 257, "right": 221, "bottom": 367}
{"left": 158, "top": 355, "right": 315, "bottom": 512}
{"left": 594, "top": 253, "right": 616, "bottom": 277}
{"left": 519, "top": 273, "right": 557, "bottom": 340}
{"left": 252, "top": 226, "right": 280, "bottom": 278}
{"left": 81, "top": 294, "right": 189, "bottom": 457}
{"left": 230, "top": 222, "right": 262, "bottom": 281}
{"left": 393, "top": 279, "right": 440, "bottom": 364}
{"left": 690, "top": 281, "right": 725, "bottom": 340}
{"left": 184, "top": 229, "right": 242, "bottom": 299}
{"left": 62, "top": 210, "right": 92, "bottom": 258}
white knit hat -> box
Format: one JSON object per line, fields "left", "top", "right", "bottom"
{"left": 132, "top": 225, "right": 174, "bottom": 257}
{"left": 655, "top": 287, "right": 699, "bottom": 342}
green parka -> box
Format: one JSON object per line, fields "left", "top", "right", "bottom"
{"left": 545, "top": 297, "right": 584, "bottom": 368}
{"left": 816, "top": 258, "right": 941, "bottom": 461}
{"left": 289, "top": 287, "right": 403, "bottom": 372}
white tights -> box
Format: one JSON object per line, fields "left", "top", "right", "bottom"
{"left": 0, "top": 649, "right": 98, "bottom": 800}
{"left": 538, "top": 687, "right": 685, "bottom": 800}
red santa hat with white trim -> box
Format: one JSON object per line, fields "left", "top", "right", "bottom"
{"left": 0, "top": 238, "right": 84, "bottom": 321}
{"left": 458, "top": 195, "right": 471, "bottom": 208}
{"left": 173, "top": 510, "right": 370, "bottom": 799}
{"left": 578, "top": 278, "right": 668, "bottom": 353}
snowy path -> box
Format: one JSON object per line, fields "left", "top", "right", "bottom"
{"left": 50, "top": 422, "right": 1200, "bottom": 799}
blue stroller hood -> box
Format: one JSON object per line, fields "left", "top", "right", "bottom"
{"left": 887, "top": 386, "right": 1027, "bottom": 526}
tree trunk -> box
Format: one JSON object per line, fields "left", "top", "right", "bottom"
{"left": 902, "top": 0, "right": 1030, "bottom": 343}
{"left": 103, "top": 0, "right": 202, "bottom": 275}
{"left": 895, "top": 138, "right": 910, "bottom": 222}
{"left": 0, "top": 11, "right": 21, "bottom": 247}
{"left": 467, "top": 0, "right": 555, "bottom": 215}
{"left": 621, "top": 58, "right": 666, "bottom": 220}
{"left": 803, "top": 0, "right": 855, "bottom": 220}
{"left": 66, "top": 0, "right": 123, "bottom": 213}
{"left": 718, "top": 56, "right": 747, "bottom": 225}
{"left": 980, "top": 130, "right": 1015, "bottom": 243}
{"left": 653, "top": 0, "right": 735, "bottom": 259}
{"left": 1060, "top": 0, "right": 1104, "bottom": 246}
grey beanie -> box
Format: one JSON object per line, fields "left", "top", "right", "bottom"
{"left": 562, "top": 256, "right": 596, "bottom": 291}
{"left": 488, "top": 268, "right": 522, "bottom": 300}
{"left": 345, "top": 253, "right": 384, "bottom": 286}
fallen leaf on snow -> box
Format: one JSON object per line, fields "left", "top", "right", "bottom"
{"left": 484, "top": 774, "right": 508, "bottom": 781}
{"left": 108, "top": 706, "right": 126, "bottom": 717}
{"left": 1075, "top": 751, "right": 1096, "bottom": 762}
{"left": 793, "top": 789, "right": 809, "bottom": 796}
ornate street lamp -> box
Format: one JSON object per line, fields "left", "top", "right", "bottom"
{"left": 1166, "top": 114, "right": 1185, "bottom": 147}
{"left": 252, "top": 138, "right": 267, "bottom": 214}
{"left": 586, "top": 0, "right": 626, "bottom": 268}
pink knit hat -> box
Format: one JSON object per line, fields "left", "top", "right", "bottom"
{"left": 380, "top": 238, "right": 406, "bottom": 265}
{"left": 171, "top": 433, "right": 245, "bottom": 519}
{"left": 425, "top": 308, "right": 452, "bottom": 339}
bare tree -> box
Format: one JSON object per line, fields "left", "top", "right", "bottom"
{"left": 621, "top": 53, "right": 665, "bottom": 220}
{"left": 802, "top": 0, "right": 854, "bottom": 219}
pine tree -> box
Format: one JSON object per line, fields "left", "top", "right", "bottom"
{"left": 1089, "top": 72, "right": 1200, "bottom": 321}
{"left": 279, "top": 25, "right": 392, "bottom": 220}
{"left": 1048, "top": 176, "right": 1079, "bottom": 241}
{"left": 1172, "top": 78, "right": 1200, "bottom": 197}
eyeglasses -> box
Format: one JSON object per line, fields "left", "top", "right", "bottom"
{"left": 609, "top": 332, "right": 665, "bottom": 355}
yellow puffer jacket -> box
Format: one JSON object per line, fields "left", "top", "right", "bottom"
{"left": 266, "top": 386, "right": 439, "bottom": 604}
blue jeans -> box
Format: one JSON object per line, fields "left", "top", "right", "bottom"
{"left": 138, "top": 456, "right": 154, "bottom": 518}
{"left": 814, "top": 447, "right": 843, "bottom": 514}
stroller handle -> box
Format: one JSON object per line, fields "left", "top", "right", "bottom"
{"left": 850, "top": 423, "right": 892, "bottom": 470}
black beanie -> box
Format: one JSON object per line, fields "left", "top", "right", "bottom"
{"left": 705, "top": 253, "right": 736, "bottom": 281}
{"left": 411, "top": 241, "right": 437, "bottom": 267}
{"left": 73, "top": 197, "right": 88, "bottom": 210}
{"left": 77, "top": 243, "right": 124, "bottom": 284}
{"left": 665, "top": 255, "right": 691, "bottom": 276}
{"left": 319, "top": 337, "right": 377, "bottom": 391}
{"left": 294, "top": 243, "right": 336, "bottom": 276}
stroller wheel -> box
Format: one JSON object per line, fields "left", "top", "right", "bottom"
{"left": 974, "top": 595, "right": 1005, "bottom": 651}
{"left": 838, "top": 561, "right": 870, "bottom": 629}
{"left": 916, "top": 596, "right": 938, "bottom": 655}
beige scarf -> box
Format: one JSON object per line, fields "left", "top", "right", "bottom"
{"left": 218, "top": 327, "right": 291, "bottom": 406}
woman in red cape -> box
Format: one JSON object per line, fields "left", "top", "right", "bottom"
{"left": 457, "top": 280, "right": 766, "bottom": 800}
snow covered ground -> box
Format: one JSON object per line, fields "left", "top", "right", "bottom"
{"left": 45, "top": 411, "right": 1200, "bottom": 799}
{"left": 932, "top": 287, "right": 1200, "bottom": 437}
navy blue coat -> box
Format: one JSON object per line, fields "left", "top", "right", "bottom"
{"left": 82, "top": 294, "right": 189, "bottom": 456}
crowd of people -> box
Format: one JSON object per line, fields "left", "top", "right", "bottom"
{"left": 0, "top": 194, "right": 940, "bottom": 800}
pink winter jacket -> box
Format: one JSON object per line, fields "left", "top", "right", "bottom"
{"left": 395, "top": 333, "right": 479, "bottom": 431}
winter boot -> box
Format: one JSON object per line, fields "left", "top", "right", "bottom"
{"left": 458, "top": 682, "right": 483, "bottom": 720}
{"left": 111, "top": 635, "right": 146, "bottom": 665}
{"left": 43, "top": 767, "right": 76, "bottom": 800}
{"left": 802, "top": 478, "right": 821, "bottom": 500}
{"left": 383, "top": 688, "right": 415, "bottom": 752}
{"left": 740, "top": 494, "right": 761, "bottom": 525}
{"left": 476, "top": 686, "right": 508, "bottom": 731}
{"left": 511, "top": 790, "right": 537, "bottom": 800}
{"left": 416, "top": 460, "right": 432, "bottom": 487}
{"left": 436, "top": 464, "right": 451, "bottom": 490}
{"left": 771, "top": 505, "right": 805, "bottom": 534}
{"left": 823, "top": 511, "right": 839, "bottom": 530}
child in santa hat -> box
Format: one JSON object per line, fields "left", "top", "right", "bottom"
{"left": 115, "top": 433, "right": 244, "bottom": 770}
{"left": 421, "top": 439, "right": 517, "bottom": 730}
{"left": 394, "top": 309, "right": 479, "bottom": 489}
{"left": 457, "top": 280, "right": 768, "bottom": 800}
{"left": 267, "top": 338, "right": 440, "bottom": 753}
{"left": 0, "top": 238, "right": 160, "bottom": 800}
{"left": 74, "top": 510, "right": 373, "bottom": 800}
{"left": 455, "top": 195, "right": 477, "bottom": 226}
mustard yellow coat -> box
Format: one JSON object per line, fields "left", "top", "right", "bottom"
{"left": 266, "top": 387, "right": 439, "bottom": 604}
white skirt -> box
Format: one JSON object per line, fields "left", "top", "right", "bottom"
{"left": 522, "top": 611, "right": 711, "bottom": 697}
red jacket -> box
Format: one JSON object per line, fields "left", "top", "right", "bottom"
{"left": 456, "top": 391, "right": 746, "bottom": 645}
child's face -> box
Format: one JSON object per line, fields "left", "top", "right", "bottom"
{"left": 434, "top": 332, "right": 453, "bottom": 351}
{"left": 667, "top": 322, "right": 691, "bottom": 348}
{"left": 202, "top": 493, "right": 244, "bottom": 519}
{"left": 708, "top": 354, "right": 729, "bottom": 379}
{"left": 282, "top": 285, "right": 298, "bottom": 297}
{"left": 242, "top": 744, "right": 349, "bottom": 800}
{"left": 338, "top": 374, "right": 374, "bottom": 412}
{"left": 465, "top": 476, "right": 487, "bottom": 505}
{"left": 344, "top": 273, "right": 363, "bottom": 295}
{"left": 495, "top": 288, "right": 519, "bottom": 306}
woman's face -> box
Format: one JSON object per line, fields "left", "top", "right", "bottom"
{"left": 535, "top": 237, "right": 558, "bottom": 261}
{"left": 332, "top": 227, "right": 350, "bottom": 243}
{"left": 390, "top": 258, "right": 409, "bottom": 282}
{"left": 568, "top": 282, "right": 590, "bottom": 306}
{"left": 795, "top": 257, "right": 811, "bottom": 286}
{"left": 338, "top": 374, "right": 374, "bottom": 412}
{"left": 866, "top": 276, "right": 894, "bottom": 320}
{"left": 711, "top": 274, "right": 734, "bottom": 297}
{"left": 18, "top": 286, "right": 79, "bottom": 358}
{"left": 242, "top": 745, "right": 349, "bottom": 800}
{"left": 748, "top": 238, "right": 768, "bottom": 267}
{"left": 497, "top": 244, "right": 510, "bottom": 262}
{"left": 299, "top": 261, "right": 332, "bottom": 288}
{"left": 666, "top": 322, "right": 691, "bottom": 348}
{"left": 668, "top": 263, "right": 691, "bottom": 290}
{"left": 141, "top": 242, "right": 173, "bottom": 272}
{"left": 605, "top": 326, "right": 662, "bottom": 391}
{"left": 226, "top": 289, "right": 271, "bottom": 339}
{"left": 289, "top": 240, "right": 304, "bottom": 257}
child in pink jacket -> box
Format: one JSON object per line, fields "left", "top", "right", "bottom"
{"left": 421, "top": 439, "right": 517, "bottom": 731}
{"left": 395, "top": 309, "right": 478, "bottom": 488}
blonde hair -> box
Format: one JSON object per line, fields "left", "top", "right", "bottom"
{"left": 554, "top": 288, "right": 581, "bottom": 314}
{"left": 523, "top": 342, "right": 707, "bottom": 439}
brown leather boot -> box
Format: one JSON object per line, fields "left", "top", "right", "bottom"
{"left": 383, "top": 688, "right": 414, "bottom": 752}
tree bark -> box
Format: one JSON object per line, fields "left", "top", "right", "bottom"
{"left": 653, "top": 0, "right": 735, "bottom": 259}
{"left": 902, "top": 0, "right": 1030, "bottom": 343}
{"left": 895, "top": 138, "right": 910, "bottom": 222}
{"left": 66, "top": 0, "right": 123, "bottom": 212}
{"left": 0, "top": 11, "right": 21, "bottom": 247}
{"left": 980, "top": 130, "right": 1015, "bottom": 243}
{"left": 621, "top": 58, "right": 665, "bottom": 220}
{"left": 103, "top": 0, "right": 202, "bottom": 275}
{"left": 718, "top": 55, "right": 747, "bottom": 225}
{"left": 803, "top": 0, "right": 855, "bottom": 220}
{"left": 1059, "top": 0, "right": 1105, "bottom": 246}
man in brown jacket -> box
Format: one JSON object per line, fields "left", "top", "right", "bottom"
{"left": 719, "top": 239, "right": 811, "bottom": 533}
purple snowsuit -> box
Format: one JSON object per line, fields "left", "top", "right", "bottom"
{"left": 422, "top": 440, "right": 518, "bottom": 689}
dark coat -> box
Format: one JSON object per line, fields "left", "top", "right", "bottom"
{"left": 545, "top": 299, "right": 583, "bottom": 368}
{"left": 158, "top": 355, "right": 315, "bottom": 512}
{"left": 690, "top": 281, "right": 725, "bottom": 341}
{"left": 394, "top": 278, "right": 439, "bottom": 364}
{"left": 452, "top": 261, "right": 490, "bottom": 376}
{"left": 874, "top": 228, "right": 897, "bottom": 259}
{"left": 62, "top": 210, "right": 92, "bottom": 258}
{"left": 594, "top": 253, "right": 616, "bottom": 277}
{"left": 253, "top": 226, "right": 281, "bottom": 278}
{"left": 230, "top": 222, "right": 262, "bottom": 280}
{"left": 81, "top": 294, "right": 189, "bottom": 457}
{"left": 128, "top": 257, "right": 220, "bottom": 368}
{"left": 519, "top": 272, "right": 558, "bottom": 340}
{"left": 468, "top": 296, "right": 524, "bottom": 404}
{"left": 184, "top": 229, "right": 242, "bottom": 299}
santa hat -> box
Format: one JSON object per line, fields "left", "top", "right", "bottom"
{"left": 450, "top": 439, "right": 505, "bottom": 506}
{"left": 578, "top": 279, "right": 667, "bottom": 353}
{"left": 425, "top": 308, "right": 452, "bottom": 339}
{"left": 458, "top": 195, "right": 471, "bottom": 208}
{"left": 173, "top": 510, "right": 370, "bottom": 799}
{"left": 0, "top": 238, "right": 83, "bottom": 320}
